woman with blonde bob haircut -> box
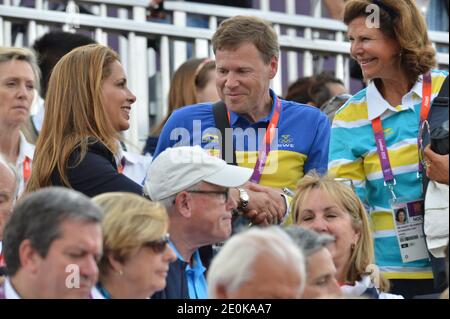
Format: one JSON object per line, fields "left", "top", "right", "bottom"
{"left": 91, "top": 192, "right": 176, "bottom": 299}
{"left": 26, "top": 44, "right": 142, "bottom": 197}
{"left": 293, "top": 172, "right": 402, "bottom": 299}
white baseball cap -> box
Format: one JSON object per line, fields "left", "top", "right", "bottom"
{"left": 144, "top": 146, "right": 253, "bottom": 201}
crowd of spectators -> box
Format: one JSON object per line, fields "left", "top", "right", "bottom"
{"left": 0, "top": 0, "right": 448, "bottom": 300}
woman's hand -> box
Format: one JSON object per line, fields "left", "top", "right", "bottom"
{"left": 424, "top": 145, "right": 449, "bottom": 185}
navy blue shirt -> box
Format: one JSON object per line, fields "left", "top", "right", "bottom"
{"left": 152, "top": 242, "right": 208, "bottom": 299}
{"left": 51, "top": 141, "right": 142, "bottom": 197}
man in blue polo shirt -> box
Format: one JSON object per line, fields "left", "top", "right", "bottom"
{"left": 153, "top": 15, "right": 330, "bottom": 225}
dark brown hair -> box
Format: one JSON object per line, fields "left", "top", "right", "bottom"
{"left": 344, "top": 0, "right": 436, "bottom": 87}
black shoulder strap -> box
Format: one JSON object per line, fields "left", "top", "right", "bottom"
{"left": 212, "top": 101, "right": 237, "bottom": 165}
{"left": 427, "top": 75, "right": 449, "bottom": 124}
{"left": 426, "top": 75, "right": 448, "bottom": 125}
{"left": 435, "top": 75, "right": 449, "bottom": 100}
{"left": 422, "top": 75, "right": 449, "bottom": 194}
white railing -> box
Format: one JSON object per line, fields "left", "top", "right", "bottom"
{"left": 0, "top": 0, "right": 448, "bottom": 151}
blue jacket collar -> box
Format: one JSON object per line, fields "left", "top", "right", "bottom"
{"left": 168, "top": 240, "right": 205, "bottom": 272}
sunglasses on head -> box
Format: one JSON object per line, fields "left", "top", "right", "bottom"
{"left": 334, "top": 177, "right": 355, "bottom": 191}
{"left": 144, "top": 233, "right": 170, "bottom": 253}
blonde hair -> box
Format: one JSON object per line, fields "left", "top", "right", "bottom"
{"left": 293, "top": 172, "right": 389, "bottom": 292}
{"left": 151, "top": 58, "right": 216, "bottom": 136}
{"left": 92, "top": 192, "right": 169, "bottom": 275}
{"left": 26, "top": 44, "right": 120, "bottom": 192}
{"left": 344, "top": 0, "right": 436, "bottom": 88}
{"left": 0, "top": 46, "right": 41, "bottom": 93}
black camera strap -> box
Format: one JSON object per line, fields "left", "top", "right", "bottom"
{"left": 198, "top": 101, "right": 237, "bottom": 272}
{"left": 212, "top": 100, "right": 237, "bottom": 166}
{"left": 422, "top": 75, "right": 449, "bottom": 193}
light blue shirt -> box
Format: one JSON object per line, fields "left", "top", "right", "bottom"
{"left": 169, "top": 241, "right": 208, "bottom": 299}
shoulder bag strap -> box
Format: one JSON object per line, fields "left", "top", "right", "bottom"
{"left": 212, "top": 100, "right": 237, "bottom": 165}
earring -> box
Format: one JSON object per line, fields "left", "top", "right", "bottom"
{"left": 118, "top": 269, "right": 123, "bottom": 276}
{"left": 351, "top": 243, "right": 356, "bottom": 250}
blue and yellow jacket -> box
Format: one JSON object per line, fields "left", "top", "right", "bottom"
{"left": 329, "top": 70, "right": 448, "bottom": 280}
{"left": 153, "top": 89, "right": 331, "bottom": 223}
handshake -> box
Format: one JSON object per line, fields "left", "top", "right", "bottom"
{"left": 230, "top": 182, "right": 291, "bottom": 227}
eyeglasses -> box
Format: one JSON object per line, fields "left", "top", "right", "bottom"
{"left": 144, "top": 233, "right": 170, "bottom": 253}
{"left": 334, "top": 178, "right": 355, "bottom": 191}
{"left": 187, "top": 189, "right": 229, "bottom": 204}
{"left": 320, "top": 94, "right": 352, "bottom": 117}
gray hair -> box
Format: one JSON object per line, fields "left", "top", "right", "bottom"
{"left": 284, "top": 226, "right": 335, "bottom": 270}
{"left": 159, "top": 194, "right": 177, "bottom": 211}
{"left": 207, "top": 226, "right": 306, "bottom": 298}
{"left": 284, "top": 226, "right": 335, "bottom": 256}
{"left": 3, "top": 187, "right": 103, "bottom": 276}
{"left": 0, "top": 153, "right": 20, "bottom": 199}
{"left": 0, "top": 46, "right": 41, "bottom": 93}
{"left": 158, "top": 183, "right": 201, "bottom": 212}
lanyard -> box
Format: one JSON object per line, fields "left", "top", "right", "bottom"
{"left": 0, "top": 244, "right": 4, "bottom": 266}
{"left": 371, "top": 73, "right": 432, "bottom": 200}
{"left": 117, "top": 157, "right": 125, "bottom": 174}
{"left": 23, "top": 156, "right": 31, "bottom": 184}
{"left": 227, "top": 96, "right": 282, "bottom": 184}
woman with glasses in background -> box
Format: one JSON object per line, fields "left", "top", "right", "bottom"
{"left": 91, "top": 192, "right": 176, "bottom": 299}
{"left": 293, "top": 172, "right": 402, "bottom": 299}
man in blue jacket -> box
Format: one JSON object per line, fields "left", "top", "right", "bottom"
{"left": 153, "top": 15, "right": 330, "bottom": 226}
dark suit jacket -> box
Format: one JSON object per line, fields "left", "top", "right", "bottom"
{"left": 152, "top": 259, "right": 190, "bottom": 299}
{"left": 51, "top": 140, "right": 142, "bottom": 197}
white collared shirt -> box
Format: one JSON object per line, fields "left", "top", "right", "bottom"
{"left": 341, "top": 275, "right": 404, "bottom": 299}
{"left": 31, "top": 97, "right": 45, "bottom": 133}
{"left": 90, "top": 286, "right": 106, "bottom": 299}
{"left": 15, "top": 132, "right": 35, "bottom": 196}
{"left": 116, "top": 148, "right": 152, "bottom": 186}
{"left": 366, "top": 76, "right": 423, "bottom": 121}
{"left": 4, "top": 277, "right": 21, "bottom": 299}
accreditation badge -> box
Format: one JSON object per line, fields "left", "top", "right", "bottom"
{"left": 391, "top": 198, "right": 429, "bottom": 263}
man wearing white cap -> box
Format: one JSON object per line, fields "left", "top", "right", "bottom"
{"left": 144, "top": 146, "right": 253, "bottom": 299}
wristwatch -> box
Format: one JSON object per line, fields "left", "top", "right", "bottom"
{"left": 236, "top": 187, "right": 249, "bottom": 210}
